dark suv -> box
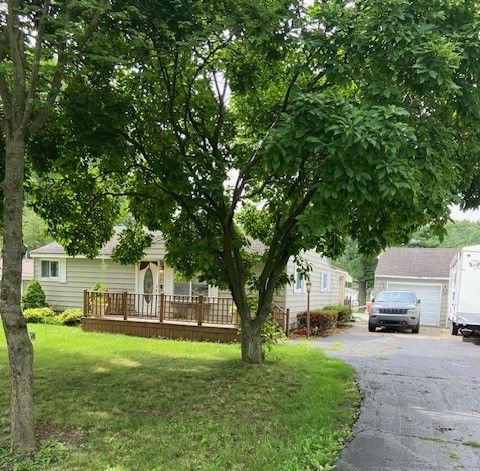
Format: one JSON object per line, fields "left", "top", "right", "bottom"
{"left": 369, "top": 290, "right": 421, "bottom": 333}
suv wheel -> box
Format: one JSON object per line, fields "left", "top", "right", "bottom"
{"left": 368, "top": 322, "right": 376, "bottom": 333}
{"left": 451, "top": 322, "right": 459, "bottom": 336}
{"left": 412, "top": 322, "right": 420, "bottom": 334}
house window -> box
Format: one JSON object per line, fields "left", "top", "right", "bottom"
{"left": 321, "top": 272, "right": 331, "bottom": 292}
{"left": 41, "top": 260, "right": 59, "bottom": 279}
{"left": 192, "top": 280, "right": 208, "bottom": 296}
{"left": 173, "top": 274, "right": 208, "bottom": 297}
{"left": 293, "top": 266, "right": 305, "bottom": 293}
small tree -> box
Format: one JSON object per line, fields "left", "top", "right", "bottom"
{"left": 21, "top": 280, "right": 47, "bottom": 310}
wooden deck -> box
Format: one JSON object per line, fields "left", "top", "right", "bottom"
{"left": 81, "top": 290, "right": 289, "bottom": 343}
{"left": 82, "top": 316, "right": 240, "bottom": 342}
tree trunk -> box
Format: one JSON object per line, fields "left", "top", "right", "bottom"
{"left": 358, "top": 279, "right": 367, "bottom": 306}
{"left": 240, "top": 317, "right": 264, "bottom": 363}
{"left": 0, "top": 135, "right": 35, "bottom": 452}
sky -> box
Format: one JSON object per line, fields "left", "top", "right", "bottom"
{"left": 450, "top": 205, "right": 480, "bottom": 222}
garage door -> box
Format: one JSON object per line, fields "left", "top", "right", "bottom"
{"left": 386, "top": 282, "right": 442, "bottom": 326}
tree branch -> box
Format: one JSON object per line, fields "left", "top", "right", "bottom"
{"left": 256, "top": 183, "right": 319, "bottom": 303}
{"left": 0, "top": 74, "right": 12, "bottom": 132}
{"left": 28, "top": 8, "right": 103, "bottom": 135}
{"left": 20, "top": 0, "right": 51, "bottom": 130}
{"left": 7, "top": 0, "right": 26, "bottom": 129}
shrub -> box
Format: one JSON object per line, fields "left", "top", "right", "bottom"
{"left": 323, "top": 304, "right": 352, "bottom": 324}
{"left": 297, "top": 310, "right": 338, "bottom": 333}
{"left": 91, "top": 281, "right": 106, "bottom": 291}
{"left": 21, "top": 280, "right": 48, "bottom": 310}
{"left": 56, "top": 308, "right": 83, "bottom": 326}
{"left": 23, "top": 307, "right": 56, "bottom": 324}
{"left": 262, "top": 315, "right": 286, "bottom": 351}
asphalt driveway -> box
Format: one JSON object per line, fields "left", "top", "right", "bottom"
{"left": 311, "top": 320, "right": 480, "bottom": 471}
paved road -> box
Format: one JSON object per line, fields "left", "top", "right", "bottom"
{"left": 312, "top": 320, "right": 480, "bottom": 471}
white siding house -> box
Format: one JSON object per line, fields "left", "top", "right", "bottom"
{"left": 30, "top": 229, "right": 348, "bottom": 324}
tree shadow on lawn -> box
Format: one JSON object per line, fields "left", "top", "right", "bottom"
{"left": 1, "top": 344, "right": 312, "bottom": 470}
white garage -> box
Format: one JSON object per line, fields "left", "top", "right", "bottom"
{"left": 386, "top": 282, "right": 442, "bottom": 326}
{"left": 374, "top": 247, "right": 459, "bottom": 328}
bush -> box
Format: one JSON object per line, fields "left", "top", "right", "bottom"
{"left": 262, "top": 315, "right": 286, "bottom": 351}
{"left": 323, "top": 304, "right": 352, "bottom": 324}
{"left": 297, "top": 310, "right": 338, "bottom": 333}
{"left": 56, "top": 309, "right": 83, "bottom": 326}
{"left": 91, "top": 281, "right": 106, "bottom": 291}
{"left": 21, "top": 280, "right": 48, "bottom": 310}
{"left": 23, "top": 307, "right": 56, "bottom": 324}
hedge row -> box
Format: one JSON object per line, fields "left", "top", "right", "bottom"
{"left": 296, "top": 304, "right": 353, "bottom": 333}
{"left": 323, "top": 304, "right": 352, "bottom": 324}
{"left": 296, "top": 310, "right": 338, "bottom": 332}
{"left": 23, "top": 307, "right": 83, "bottom": 326}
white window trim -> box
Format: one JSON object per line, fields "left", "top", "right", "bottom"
{"left": 172, "top": 273, "right": 211, "bottom": 297}
{"left": 293, "top": 266, "right": 306, "bottom": 294}
{"left": 39, "top": 259, "right": 60, "bottom": 281}
{"left": 321, "top": 272, "right": 332, "bottom": 292}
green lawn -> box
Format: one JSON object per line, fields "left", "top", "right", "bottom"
{"left": 0, "top": 325, "right": 359, "bottom": 471}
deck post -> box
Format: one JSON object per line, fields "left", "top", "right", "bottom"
{"left": 83, "top": 290, "right": 88, "bottom": 317}
{"left": 197, "top": 295, "right": 204, "bottom": 326}
{"left": 122, "top": 291, "right": 128, "bottom": 320}
{"left": 285, "top": 308, "right": 290, "bottom": 336}
{"left": 159, "top": 294, "right": 164, "bottom": 323}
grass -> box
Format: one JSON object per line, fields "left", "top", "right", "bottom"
{"left": 0, "top": 324, "right": 360, "bottom": 471}
{"left": 463, "top": 440, "right": 480, "bottom": 448}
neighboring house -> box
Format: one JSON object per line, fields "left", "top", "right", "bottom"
{"left": 343, "top": 273, "right": 358, "bottom": 306}
{"left": 374, "top": 247, "right": 459, "bottom": 327}
{"left": 0, "top": 258, "right": 34, "bottom": 294}
{"left": 30, "top": 229, "right": 347, "bottom": 326}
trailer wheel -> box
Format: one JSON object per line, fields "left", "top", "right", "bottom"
{"left": 451, "top": 322, "right": 459, "bottom": 336}
{"left": 368, "top": 322, "right": 376, "bottom": 333}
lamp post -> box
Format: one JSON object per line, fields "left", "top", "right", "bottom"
{"left": 306, "top": 280, "right": 312, "bottom": 338}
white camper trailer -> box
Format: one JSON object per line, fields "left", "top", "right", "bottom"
{"left": 447, "top": 245, "right": 480, "bottom": 335}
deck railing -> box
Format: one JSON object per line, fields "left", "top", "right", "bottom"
{"left": 83, "top": 290, "right": 290, "bottom": 334}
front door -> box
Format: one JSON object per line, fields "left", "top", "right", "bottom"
{"left": 138, "top": 261, "right": 160, "bottom": 316}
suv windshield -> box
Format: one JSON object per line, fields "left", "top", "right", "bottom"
{"left": 376, "top": 291, "right": 416, "bottom": 304}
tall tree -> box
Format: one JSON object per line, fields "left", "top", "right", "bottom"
{"left": 33, "top": 0, "right": 480, "bottom": 364}
{"left": 333, "top": 240, "right": 377, "bottom": 306}
{"left": 410, "top": 219, "right": 480, "bottom": 248}
{"left": 22, "top": 207, "right": 53, "bottom": 251}
{"left": 0, "top": 0, "right": 107, "bottom": 451}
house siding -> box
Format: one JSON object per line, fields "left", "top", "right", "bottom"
{"left": 373, "top": 276, "right": 449, "bottom": 327}
{"left": 205, "top": 253, "right": 343, "bottom": 325}
{"left": 32, "top": 235, "right": 344, "bottom": 321}
{"left": 143, "top": 236, "right": 167, "bottom": 259}
{"left": 285, "top": 251, "right": 344, "bottom": 327}
{"left": 216, "top": 288, "right": 285, "bottom": 308}
{"left": 34, "top": 258, "right": 136, "bottom": 310}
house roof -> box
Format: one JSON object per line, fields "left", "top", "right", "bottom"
{"left": 375, "top": 247, "right": 459, "bottom": 279}
{"left": 30, "top": 233, "right": 124, "bottom": 256}
{"left": 0, "top": 258, "right": 34, "bottom": 280}
{"left": 30, "top": 227, "right": 267, "bottom": 257}
{"left": 246, "top": 238, "right": 266, "bottom": 254}
{"left": 30, "top": 226, "right": 159, "bottom": 257}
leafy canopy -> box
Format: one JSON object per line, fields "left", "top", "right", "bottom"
{"left": 30, "top": 0, "right": 480, "bottom": 314}
{"left": 410, "top": 219, "right": 480, "bottom": 248}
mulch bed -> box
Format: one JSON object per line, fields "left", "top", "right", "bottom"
{"left": 289, "top": 323, "right": 352, "bottom": 339}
